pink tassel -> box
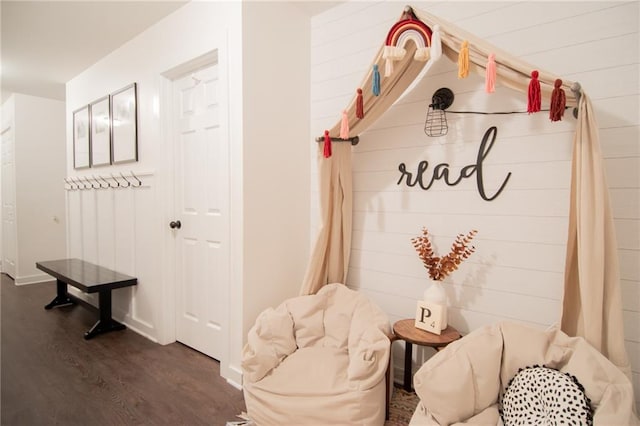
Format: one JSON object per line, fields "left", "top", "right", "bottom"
{"left": 323, "top": 130, "right": 332, "bottom": 158}
{"left": 485, "top": 53, "right": 496, "bottom": 93}
{"left": 549, "top": 79, "right": 566, "bottom": 122}
{"left": 527, "top": 70, "right": 541, "bottom": 113}
{"left": 340, "top": 110, "right": 349, "bottom": 139}
{"left": 356, "top": 89, "right": 364, "bottom": 119}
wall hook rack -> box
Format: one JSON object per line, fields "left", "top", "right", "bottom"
{"left": 119, "top": 172, "right": 133, "bottom": 187}
{"left": 130, "top": 171, "right": 142, "bottom": 187}
{"left": 63, "top": 171, "right": 152, "bottom": 191}
{"left": 64, "top": 178, "right": 77, "bottom": 190}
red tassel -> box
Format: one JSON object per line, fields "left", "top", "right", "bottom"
{"left": 323, "top": 130, "right": 332, "bottom": 158}
{"left": 527, "top": 70, "right": 541, "bottom": 113}
{"left": 356, "top": 88, "right": 364, "bottom": 119}
{"left": 549, "top": 79, "right": 566, "bottom": 122}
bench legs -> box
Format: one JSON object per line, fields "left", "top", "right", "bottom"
{"left": 84, "top": 290, "right": 126, "bottom": 340}
{"left": 44, "top": 279, "right": 76, "bottom": 310}
{"left": 44, "top": 280, "right": 126, "bottom": 339}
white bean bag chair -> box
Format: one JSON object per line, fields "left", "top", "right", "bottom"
{"left": 242, "top": 283, "right": 391, "bottom": 425}
{"left": 410, "top": 321, "right": 638, "bottom": 425}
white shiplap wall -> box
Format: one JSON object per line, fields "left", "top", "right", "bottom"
{"left": 310, "top": 1, "right": 639, "bottom": 405}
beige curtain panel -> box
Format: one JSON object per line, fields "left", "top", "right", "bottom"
{"left": 300, "top": 9, "right": 430, "bottom": 295}
{"left": 299, "top": 142, "right": 353, "bottom": 295}
{"left": 560, "top": 93, "right": 631, "bottom": 379}
{"left": 301, "top": 5, "right": 630, "bottom": 378}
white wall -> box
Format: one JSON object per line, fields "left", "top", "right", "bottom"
{"left": 1, "top": 94, "right": 66, "bottom": 284}
{"left": 65, "top": 1, "right": 312, "bottom": 385}
{"left": 241, "top": 0, "right": 311, "bottom": 344}
{"left": 310, "top": 1, "right": 639, "bottom": 406}
{"left": 66, "top": 1, "right": 244, "bottom": 381}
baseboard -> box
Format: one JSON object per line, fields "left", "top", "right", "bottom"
{"left": 121, "top": 320, "right": 159, "bottom": 344}
{"left": 15, "top": 273, "right": 53, "bottom": 285}
{"left": 226, "top": 377, "right": 242, "bottom": 391}
{"left": 223, "top": 363, "right": 243, "bottom": 389}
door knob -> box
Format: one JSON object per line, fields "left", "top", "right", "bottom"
{"left": 169, "top": 220, "right": 182, "bottom": 229}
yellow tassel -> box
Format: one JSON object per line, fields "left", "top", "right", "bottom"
{"left": 458, "top": 40, "right": 469, "bottom": 79}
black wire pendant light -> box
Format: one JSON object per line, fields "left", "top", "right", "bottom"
{"left": 424, "top": 88, "right": 455, "bottom": 137}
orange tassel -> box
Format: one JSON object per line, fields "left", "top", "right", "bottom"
{"left": 458, "top": 40, "right": 469, "bottom": 79}
{"left": 549, "top": 79, "right": 566, "bottom": 122}
{"left": 356, "top": 88, "right": 364, "bottom": 119}
{"left": 485, "top": 53, "right": 496, "bottom": 93}
{"left": 323, "top": 130, "right": 332, "bottom": 158}
{"left": 340, "top": 110, "right": 349, "bottom": 139}
{"left": 527, "top": 70, "right": 541, "bottom": 113}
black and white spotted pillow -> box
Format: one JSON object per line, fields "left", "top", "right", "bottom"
{"left": 500, "top": 365, "right": 593, "bottom": 426}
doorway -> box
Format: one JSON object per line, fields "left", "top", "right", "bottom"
{"left": 1, "top": 124, "right": 16, "bottom": 279}
{"left": 167, "top": 54, "right": 230, "bottom": 361}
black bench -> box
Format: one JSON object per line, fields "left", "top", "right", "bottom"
{"left": 36, "top": 259, "right": 137, "bottom": 340}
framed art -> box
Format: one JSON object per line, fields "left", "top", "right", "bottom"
{"left": 111, "top": 83, "right": 138, "bottom": 164}
{"left": 73, "top": 105, "right": 91, "bottom": 169}
{"left": 89, "top": 95, "right": 111, "bottom": 166}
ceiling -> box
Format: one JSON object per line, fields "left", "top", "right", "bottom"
{"left": 0, "top": 1, "right": 341, "bottom": 105}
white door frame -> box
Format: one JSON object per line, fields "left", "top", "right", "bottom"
{"left": 158, "top": 43, "right": 232, "bottom": 379}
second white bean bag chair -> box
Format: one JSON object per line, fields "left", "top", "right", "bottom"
{"left": 242, "top": 283, "right": 391, "bottom": 425}
{"left": 410, "top": 321, "right": 638, "bottom": 425}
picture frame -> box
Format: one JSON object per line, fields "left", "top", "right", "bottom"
{"left": 110, "top": 83, "right": 138, "bottom": 164}
{"left": 89, "top": 95, "right": 111, "bottom": 167}
{"left": 73, "top": 105, "right": 91, "bottom": 169}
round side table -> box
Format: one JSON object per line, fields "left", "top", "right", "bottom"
{"left": 393, "top": 319, "right": 461, "bottom": 391}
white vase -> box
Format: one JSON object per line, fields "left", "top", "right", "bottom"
{"left": 423, "top": 280, "right": 448, "bottom": 330}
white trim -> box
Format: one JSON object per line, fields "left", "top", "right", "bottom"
{"left": 218, "top": 28, "right": 244, "bottom": 384}
{"left": 158, "top": 73, "right": 177, "bottom": 345}
{"left": 15, "top": 273, "right": 53, "bottom": 285}
{"left": 226, "top": 364, "right": 243, "bottom": 389}
{"left": 158, "top": 34, "right": 233, "bottom": 387}
{"left": 226, "top": 376, "right": 243, "bottom": 391}
{"left": 160, "top": 51, "right": 218, "bottom": 81}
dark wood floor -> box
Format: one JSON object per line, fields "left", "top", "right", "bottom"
{"left": 1, "top": 274, "right": 245, "bottom": 425}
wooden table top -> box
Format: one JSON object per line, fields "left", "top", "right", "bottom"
{"left": 393, "top": 319, "right": 461, "bottom": 347}
{"left": 36, "top": 259, "right": 137, "bottom": 293}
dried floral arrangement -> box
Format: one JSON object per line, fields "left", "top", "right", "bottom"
{"left": 411, "top": 228, "right": 478, "bottom": 281}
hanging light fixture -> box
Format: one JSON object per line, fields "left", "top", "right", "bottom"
{"left": 424, "top": 87, "right": 455, "bottom": 137}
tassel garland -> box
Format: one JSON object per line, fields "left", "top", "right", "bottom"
{"left": 458, "top": 40, "right": 469, "bottom": 79}
{"left": 372, "top": 64, "right": 381, "bottom": 96}
{"left": 549, "top": 79, "right": 566, "bottom": 122}
{"left": 485, "top": 53, "right": 496, "bottom": 93}
{"left": 356, "top": 89, "right": 364, "bottom": 119}
{"left": 323, "top": 130, "right": 332, "bottom": 158}
{"left": 340, "top": 110, "right": 349, "bottom": 139}
{"left": 527, "top": 70, "right": 541, "bottom": 113}
{"left": 430, "top": 25, "right": 442, "bottom": 62}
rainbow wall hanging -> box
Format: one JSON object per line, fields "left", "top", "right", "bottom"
{"left": 382, "top": 9, "right": 433, "bottom": 76}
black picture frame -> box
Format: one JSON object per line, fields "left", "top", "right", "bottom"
{"left": 89, "top": 95, "right": 111, "bottom": 167}
{"left": 73, "top": 105, "right": 91, "bottom": 169}
{"left": 110, "top": 83, "right": 138, "bottom": 164}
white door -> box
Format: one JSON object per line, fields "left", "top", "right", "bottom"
{"left": 1, "top": 125, "right": 17, "bottom": 279}
{"left": 172, "top": 63, "right": 229, "bottom": 360}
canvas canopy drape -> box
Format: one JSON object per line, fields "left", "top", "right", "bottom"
{"left": 300, "top": 6, "right": 631, "bottom": 378}
{"left": 299, "top": 24, "right": 429, "bottom": 296}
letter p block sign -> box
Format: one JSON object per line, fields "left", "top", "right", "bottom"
{"left": 415, "top": 300, "right": 443, "bottom": 335}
